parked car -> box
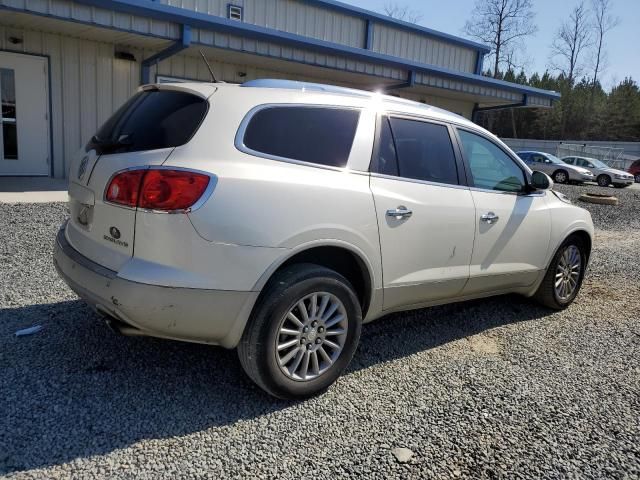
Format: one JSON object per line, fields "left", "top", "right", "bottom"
{"left": 562, "top": 155, "right": 634, "bottom": 188}
{"left": 516, "top": 151, "right": 594, "bottom": 184}
{"left": 628, "top": 159, "right": 640, "bottom": 183}
{"left": 54, "top": 80, "right": 594, "bottom": 399}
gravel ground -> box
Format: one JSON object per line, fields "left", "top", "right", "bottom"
{"left": 1, "top": 184, "right": 639, "bottom": 479}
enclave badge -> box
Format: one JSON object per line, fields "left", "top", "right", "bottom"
{"left": 109, "top": 226, "right": 121, "bottom": 239}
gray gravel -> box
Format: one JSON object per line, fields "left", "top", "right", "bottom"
{"left": 1, "top": 191, "right": 639, "bottom": 479}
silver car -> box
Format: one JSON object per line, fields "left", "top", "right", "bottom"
{"left": 517, "top": 151, "right": 594, "bottom": 184}
{"left": 562, "top": 156, "right": 634, "bottom": 188}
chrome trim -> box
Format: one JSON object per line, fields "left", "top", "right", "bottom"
{"left": 234, "top": 103, "right": 363, "bottom": 173}
{"left": 386, "top": 207, "right": 413, "bottom": 219}
{"left": 480, "top": 212, "right": 499, "bottom": 224}
{"left": 369, "top": 172, "right": 471, "bottom": 191}
{"left": 102, "top": 165, "right": 218, "bottom": 214}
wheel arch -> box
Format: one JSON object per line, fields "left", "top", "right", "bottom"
{"left": 252, "top": 241, "right": 376, "bottom": 318}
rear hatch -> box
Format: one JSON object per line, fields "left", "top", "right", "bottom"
{"left": 65, "top": 85, "right": 211, "bottom": 271}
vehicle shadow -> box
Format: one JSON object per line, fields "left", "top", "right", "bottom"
{"left": 1, "top": 295, "right": 552, "bottom": 474}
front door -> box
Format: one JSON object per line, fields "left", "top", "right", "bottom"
{"left": 0, "top": 52, "right": 50, "bottom": 175}
{"left": 370, "top": 115, "right": 476, "bottom": 311}
{"left": 455, "top": 128, "right": 551, "bottom": 294}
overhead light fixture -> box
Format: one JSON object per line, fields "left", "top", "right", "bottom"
{"left": 115, "top": 51, "right": 136, "bottom": 62}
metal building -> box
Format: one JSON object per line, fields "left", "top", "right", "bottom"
{"left": 0, "top": 0, "right": 559, "bottom": 178}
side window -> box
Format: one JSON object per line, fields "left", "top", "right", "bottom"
{"left": 565, "top": 157, "right": 575, "bottom": 165}
{"left": 372, "top": 116, "right": 458, "bottom": 185}
{"left": 370, "top": 117, "right": 399, "bottom": 176}
{"left": 457, "top": 130, "right": 526, "bottom": 193}
{"left": 242, "top": 106, "right": 360, "bottom": 168}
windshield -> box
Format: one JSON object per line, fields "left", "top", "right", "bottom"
{"left": 588, "top": 158, "right": 609, "bottom": 168}
{"left": 545, "top": 153, "right": 564, "bottom": 164}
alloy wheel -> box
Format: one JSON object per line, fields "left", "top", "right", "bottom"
{"left": 554, "top": 245, "right": 582, "bottom": 301}
{"left": 275, "top": 292, "right": 348, "bottom": 381}
{"left": 554, "top": 171, "right": 567, "bottom": 183}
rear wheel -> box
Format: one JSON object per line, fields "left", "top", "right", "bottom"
{"left": 533, "top": 237, "right": 587, "bottom": 310}
{"left": 553, "top": 170, "right": 569, "bottom": 184}
{"left": 597, "top": 174, "right": 611, "bottom": 187}
{"left": 238, "top": 264, "right": 362, "bottom": 399}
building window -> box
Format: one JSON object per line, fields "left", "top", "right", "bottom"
{"left": 228, "top": 4, "right": 243, "bottom": 21}
{"left": 0, "top": 68, "right": 18, "bottom": 160}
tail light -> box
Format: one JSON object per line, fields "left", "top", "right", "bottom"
{"left": 106, "top": 169, "right": 210, "bottom": 211}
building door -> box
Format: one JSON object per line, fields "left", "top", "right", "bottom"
{"left": 0, "top": 52, "right": 50, "bottom": 176}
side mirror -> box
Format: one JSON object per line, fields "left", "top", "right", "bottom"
{"left": 530, "top": 171, "right": 553, "bottom": 191}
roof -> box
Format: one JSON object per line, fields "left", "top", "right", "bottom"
{"left": 163, "top": 79, "right": 479, "bottom": 128}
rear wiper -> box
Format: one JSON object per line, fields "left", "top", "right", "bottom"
{"left": 89, "top": 134, "right": 133, "bottom": 151}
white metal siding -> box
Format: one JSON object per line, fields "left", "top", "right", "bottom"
{"left": 0, "top": 26, "right": 142, "bottom": 177}
{"left": 190, "top": 28, "right": 406, "bottom": 80}
{"left": 161, "top": 0, "right": 366, "bottom": 48}
{"left": 0, "top": 0, "right": 180, "bottom": 38}
{"left": 372, "top": 24, "right": 476, "bottom": 73}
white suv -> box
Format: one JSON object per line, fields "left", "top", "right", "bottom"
{"left": 54, "top": 80, "right": 594, "bottom": 398}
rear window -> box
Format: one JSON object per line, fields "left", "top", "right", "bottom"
{"left": 88, "top": 89, "right": 208, "bottom": 154}
{"left": 242, "top": 106, "right": 360, "bottom": 168}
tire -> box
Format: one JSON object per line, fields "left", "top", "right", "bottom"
{"left": 635, "top": 174, "right": 640, "bottom": 183}
{"left": 238, "top": 263, "right": 362, "bottom": 399}
{"left": 597, "top": 174, "right": 611, "bottom": 187}
{"left": 553, "top": 169, "right": 569, "bottom": 184}
{"left": 533, "top": 236, "right": 587, "bottom": 310}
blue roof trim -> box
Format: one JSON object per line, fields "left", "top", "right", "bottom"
{"left": 307, "top": 0, "right": 491, "bottom": 54}
{"left": 47, "top": 0, "right": 559, "bottom": 100}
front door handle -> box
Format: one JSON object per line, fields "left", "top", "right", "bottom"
{"left": 480, "top": 212, "right": 499, "bottom": 224}
{"left": 386, "top": 206, "right": 413, "bottom": 220}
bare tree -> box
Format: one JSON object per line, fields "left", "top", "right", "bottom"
{"left": 590, "top": 0, "right": 619, "bottom": 88}
{"left": 549, "top": 1, "right": 592, "bottom": 85}
{"left": 382, "top": 3, "right": 423, "bottom": 24}
{"left": 463, "top": 0, "right": 538, "bottom": 78}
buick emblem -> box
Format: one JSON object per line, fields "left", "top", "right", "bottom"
{"left": 109, "top": 226, "right": 121, "bottom": 239}
{"left": 77, "top": 156, "right": 89, "bottom": 180}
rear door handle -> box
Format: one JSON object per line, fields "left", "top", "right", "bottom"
{"left": 386, "top": 206, "right": 413, "bottom": 219}
{"left": 480, "top": 212, "right": 499, "bottom": 224}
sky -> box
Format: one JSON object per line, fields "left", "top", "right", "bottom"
{"left": 340, "top": 0, "right": 640, "bottom": 90}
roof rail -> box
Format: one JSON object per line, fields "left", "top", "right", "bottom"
{"left": 241, "top": 79, "right": 374, "bottom": 98}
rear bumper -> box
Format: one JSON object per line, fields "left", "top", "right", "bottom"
{"left": 53, "top": 226, "right": 258, "bottom": 348}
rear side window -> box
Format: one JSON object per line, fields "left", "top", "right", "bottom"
{"left": 371, "top": 116, "right": 459, "bottom": 186}
{"left": 88, "top": 90, "right": 208, "bottom": 154}
{"left": 242, "top": 106, "right": 360, "bottom": 168}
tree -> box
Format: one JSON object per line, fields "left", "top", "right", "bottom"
{"left": 590, "top": 0, "right": 619, "bottom": 88}
{"left": 382, "top": 3, "right": 423, "bottom": 24}
{"left": 463, "top": 0, "right": 537, "bottom": 78}
{"left": 549, "top": 2, "right": 592, "bottom": 86}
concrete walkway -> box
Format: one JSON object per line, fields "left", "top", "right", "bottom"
{"left": 0, "top": 177, "right": 68, "bottom": 203}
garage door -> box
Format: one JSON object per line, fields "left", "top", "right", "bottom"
{"left": 0, "top": 51, "right": 50, "bottom": 176}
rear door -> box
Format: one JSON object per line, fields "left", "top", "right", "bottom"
{"left": 370, "top": 115, "right": 475, "bottom": 310}
{"left": 65, "top": 86, "right": 210, "bottom": 270}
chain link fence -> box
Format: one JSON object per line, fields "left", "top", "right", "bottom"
{"left": 555, "top": 143, "right": 631, "bottom": 170}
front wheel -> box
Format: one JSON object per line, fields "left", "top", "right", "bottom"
{"left": 597, "top": 174, "right": 611, "bottom": 187}
{"left": 533, "top": 238, "right": 587, "bottom": 310}
{"left": 553, "top": 170, "right": 569, "bottom": 184}
{"left": 238, "top": 264, "right": 362, "bottom": 399}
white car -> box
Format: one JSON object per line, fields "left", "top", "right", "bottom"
{"left": 54, "top": 80, "right": 594, "bottom": 398}
{"left": 561, "top": 155, "right": 634, "bottom": 188}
